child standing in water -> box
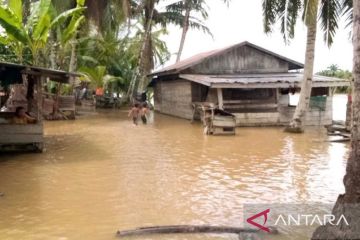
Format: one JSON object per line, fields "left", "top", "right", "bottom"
{"left": 128, "top": 103, "right": 140, "bottom": 125}
{"left": 140, "top": 102, "right": 149, "bottom": 124}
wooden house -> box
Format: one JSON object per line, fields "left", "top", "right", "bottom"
{"left": 0, "top": 62, "right": 77, "bottom": 152}
{"left": 149, "top": 42, "right": 350, "bottom": 126}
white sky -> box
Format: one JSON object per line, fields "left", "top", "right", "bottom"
{"left": 159, "top": 0, "right": 353, "bottom": 72}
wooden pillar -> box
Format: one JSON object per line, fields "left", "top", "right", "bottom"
{"left": 36, "top": 76, "right": 44, "bottom": 122}
{"left": 217, "top": 88, "right": 224, "bottom": 110}
{"left": 54, "top": 82, "right": 62, "bottom": 114}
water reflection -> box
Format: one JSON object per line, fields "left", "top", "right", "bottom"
{"left": 0, "top": 95, "right": 349, "bottom": 240}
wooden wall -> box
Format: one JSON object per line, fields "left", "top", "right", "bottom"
{"left": 222, "top": 88, "right": 277, "bottom": 113}
{"left": 0, "top": 124, "right": 43, "bottom": 144}
{"left": 188, "top": 45, "right": 289, "bottom": 75}
{"left": 153, "top": 79, "right": 193, "bottom": 119}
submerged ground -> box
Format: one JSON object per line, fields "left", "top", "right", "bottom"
{"left": 0, "top": 95, "right": 349, "bottom": 240}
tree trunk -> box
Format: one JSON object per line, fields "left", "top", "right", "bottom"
{"left": 125, "top": 0, "right": 155, "bottom": 103}
{"left": 311, "top": 1, "right": 360, "bottom": 239}
{"left": 176, "top": 6, "right": 190, "bottom": 63}
{"left": 284, "top": 5, "right": 318, "bottom": 133}
{"left": 69, "top": 40, "right": 77, "bottom": 73}
{"left": 137, "top": 0, "right": 155, "bottom": 94}
{"left": 49, "top": 32, "right": 57, "bottom": 69}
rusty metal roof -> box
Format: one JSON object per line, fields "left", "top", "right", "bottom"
{"left": 179, "top": 73, "right": 350, "bottom": 88}
{"left": 150, "top": 41, "right": 304, "bottom": 76}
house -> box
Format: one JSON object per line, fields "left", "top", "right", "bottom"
{"left": 149, "top": 41, "right": 350, "bottom": 126}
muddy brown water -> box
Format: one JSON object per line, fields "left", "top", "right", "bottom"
{"left": 0, "top": 95, "right": 349, "bottom": 240}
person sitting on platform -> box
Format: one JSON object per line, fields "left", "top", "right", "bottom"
{"left": 12, "top": 106, "right": 36, "bottom": 124}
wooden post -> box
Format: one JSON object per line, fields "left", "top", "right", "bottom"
{"left": 54, "top": 82, "right": 62, "bottom": 115}
{"left": 217, "top": 88, "right": 224, "bottom": 110}
{"left": 37, "top": 76, "right": 44, "bottom": 122}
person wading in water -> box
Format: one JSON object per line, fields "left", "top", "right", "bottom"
{"left": 128, "top": 103, "right": 140, "bottom": 125}
{"left": 140, "top": 102, "right": 149, "bottom": 124}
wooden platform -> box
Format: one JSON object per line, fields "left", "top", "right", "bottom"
{"left": 0, "top": 123, "right": 43, "bottom": 152}
{"left": 192, "top": 102, "right": 236, "bottom": 135}
{"left": 326, "top": 121, "right": 350, "bottom": 142}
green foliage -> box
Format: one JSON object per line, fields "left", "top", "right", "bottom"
{"left": 317, "top": 64, "right": 352, "bottom": 79}
{"left": 79, "top": 65, "right": 124, "bottom": 95}
{"left": 79, "top": 65, "right": 108, "bottom": 88}
{"left": 317, "top": 64, "right": 351, "bottom": 93}
{"left": 262, "top": 0, "right": 353, "bottom": 46}
{"left": 162, "top": 0, "right": 212, "bottom": 37}
{"left": 0, "top": 0, "right": 219, "bottom": 98}
{"left": 319, "top": 0, "right": 340, "bottom": 46}
{"left": 0, "top": 0, "right": 85, "bottom": 65}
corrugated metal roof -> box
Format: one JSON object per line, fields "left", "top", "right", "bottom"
{"left": 0, "top": 61, "right": 79, "bottom": 84}
{"left": 179, "top": 73, "right": 350, "bottom": 88}
{"left": 150, "top": 41, "right": 304, "bottom": 76}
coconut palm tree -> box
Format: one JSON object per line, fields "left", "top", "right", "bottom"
{"left": 79, "top": 65, "right": 124, "bottom": 97}
{"left": 165, "top": 0, "right": 211, "bottom": 63}
{"left": 312, "top": 1, "right": 360, "bottom": 238}
{"left": 126, "top": 0, "right": 165, "bottom": 100}
{"left": 128, "top": 0, "right": 210, "bottom": 99}
{"left": 83, "top": 0, "right": 131, "bottom": 33}
{"left": 167, "top": 0, "right": 230, "bottom": 63}
{"left": 263, "top": 0, "right": 350, "bottom": 132}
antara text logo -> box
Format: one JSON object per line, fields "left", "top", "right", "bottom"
{"left": 246, "top": 208, "right": 349, "bottom": 233}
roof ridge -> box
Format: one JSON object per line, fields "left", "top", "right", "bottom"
{"left": 150, "top": 41, "right": 304, "bottom": 76}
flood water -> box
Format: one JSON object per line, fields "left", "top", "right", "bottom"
{"left": 0, "top": 95, "right": 349, "bottom": 240}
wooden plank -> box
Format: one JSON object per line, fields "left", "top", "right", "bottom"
{"left": 328, "top": 138, "right": 350, "bottom": 143}
{"left": 212, "top": 120, "right": 236, "bottom": 127}
{"left": 0, "top": 134, "right": 43, "bottom": 144}
{"left": 0, "top": 124, "right": 43, "bottom": 134}
{"left": 223, "top": 99, "right": 274, "bottom": 104}
{"left": 217, "top": 88, "right": 224, "bottom": 110}
{"left": 212, "top": 128, "right": 236, "bottom": 135}
{"left": 211, "top": 82, "right": 349, "bottom": 89}
{"left": 37, "top": 76, "right": 44, "bottom": 122}
{"left": 224, "top": 103, "right": 278, "bottom": 109}
{"left": 116, "top": 225, "right": 278, "bottom": 238}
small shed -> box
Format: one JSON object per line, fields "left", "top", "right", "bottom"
{"left": 149, "top": 41, "right": 350, "bottom": 126}
{"left": 0, "top": 62, "right": 76, "bottom": 152}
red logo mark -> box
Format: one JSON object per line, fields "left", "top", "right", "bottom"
{"left": 246, "top": 209, "right": 270, "bottom": 233}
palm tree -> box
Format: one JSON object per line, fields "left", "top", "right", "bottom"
{"left": 263, "top": 0, "right": 350, "bottom": 132}
{"left": 83, "top": 0, "right": 131, "bottom": 33}
{"left": 128, "top": 0, "right": 209, "bottom": 99}
{"left": 166, "top": 0, "right": 211, "bottom": 63}
{"left": 79, "top": 65, "right": 123, "bottom": 96}
{"left": 168, "top": 0, "right": 230, "bottom": 63}
{"left": 312, "top": 1, "right": 360, "bottom": 238}
{"left": 126, "top": 0, "right": 162, "bottom": 100}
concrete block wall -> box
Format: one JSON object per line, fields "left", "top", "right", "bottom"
{"left": 234, "top": 112, "right": 280, "bottom": 126}
{"left": 234, "top": 98, "right": 332, "bottom": 127}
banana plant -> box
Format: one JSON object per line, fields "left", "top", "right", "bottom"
{"left": 0, "top": 0, "right": 85, "bottom": 65}
{"left": 49, "top": 0, "right": 86, "bottom": 71}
